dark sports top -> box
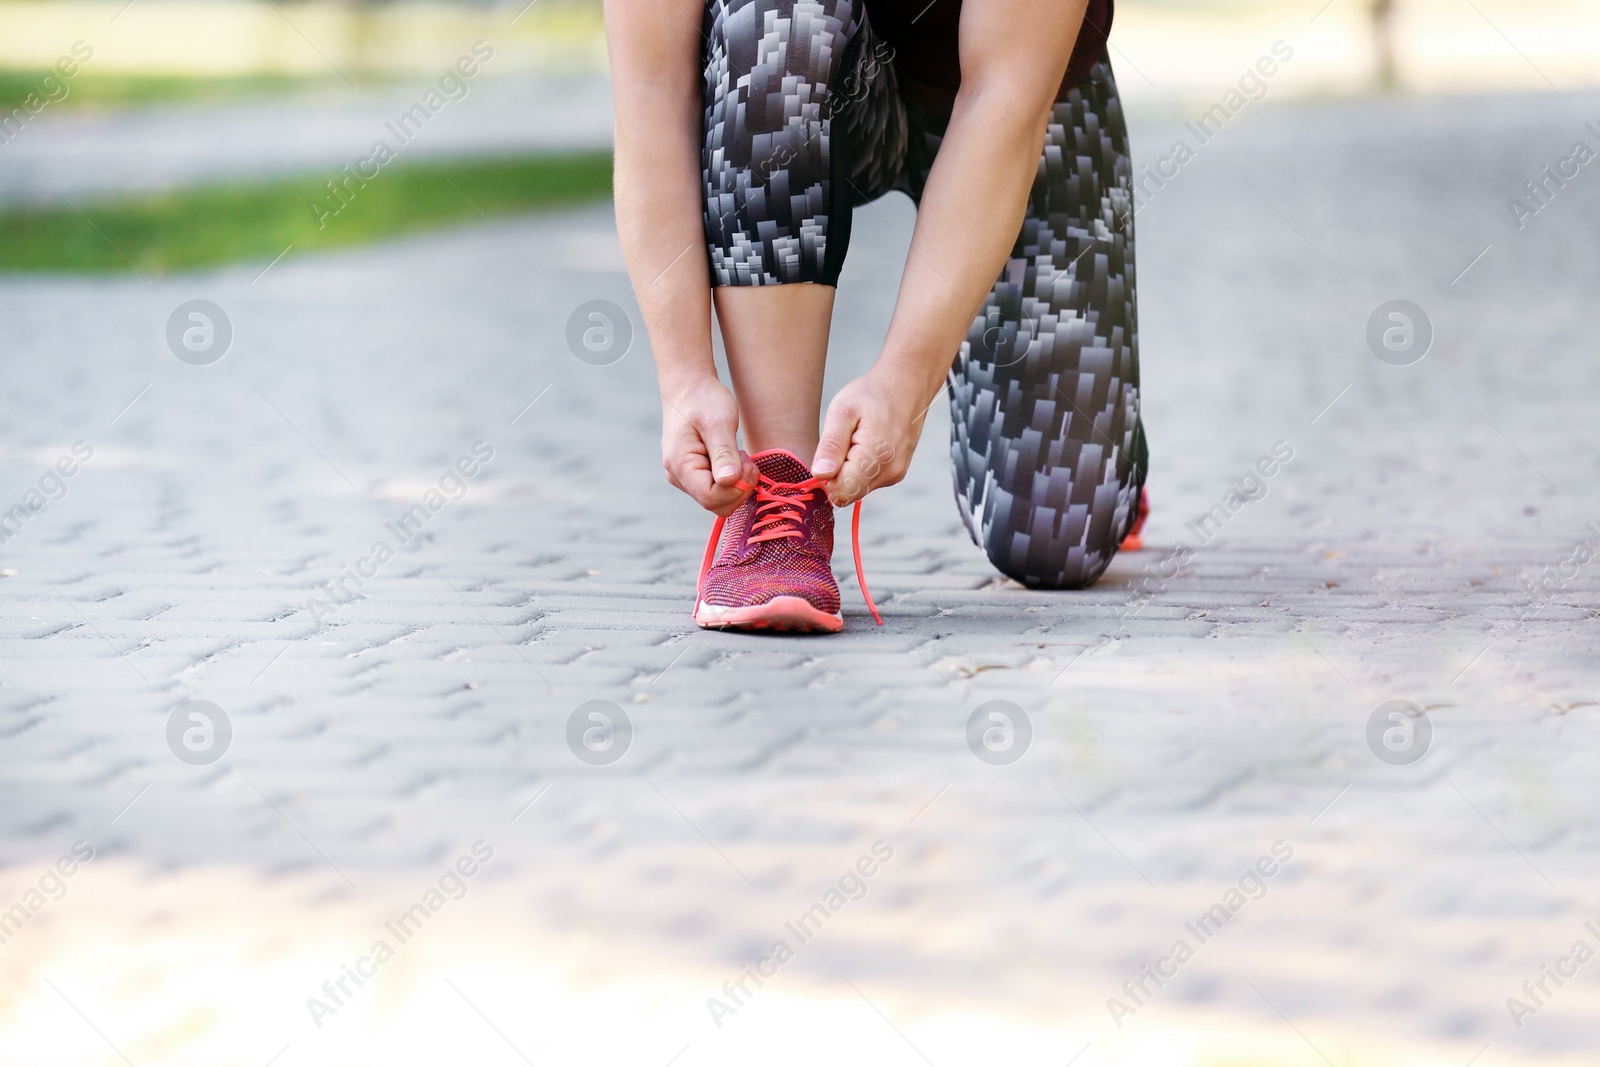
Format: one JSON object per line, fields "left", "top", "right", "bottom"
{"left": 863, "top": 0, "right": 1114, "bottom": 109}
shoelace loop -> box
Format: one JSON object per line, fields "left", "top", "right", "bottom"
{"left": 747, "top": 479, "right": 818, "bottom": 545}
{"left": 697, "top": 474, "right": 882, "bottom": 626}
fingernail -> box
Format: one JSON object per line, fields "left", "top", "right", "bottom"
{"left": 715, "top": 465, "right": 737, "bottom": 479}
{"left": 813, "top": 459, "right": 836, "bottom": 474}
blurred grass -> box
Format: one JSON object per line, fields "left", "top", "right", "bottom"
{"left": 0, "top": 71, "right": 365, "bottom": 111}
{"left": 0, "top": 151, "right": 614, "bottom": 274}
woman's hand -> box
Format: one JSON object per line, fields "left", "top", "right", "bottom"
{"left": 660, "top": 375, "right": 761, "bottom": 516}
{"left": 811, "top": 365, "right": 937, "bottom": 507}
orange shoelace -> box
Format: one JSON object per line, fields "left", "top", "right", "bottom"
{"left": 698, "top": 474, "right": 882, "bottom": 626}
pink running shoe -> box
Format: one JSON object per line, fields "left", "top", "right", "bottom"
{"left": 695, "top": 449, "right": 881, "bottom": 633}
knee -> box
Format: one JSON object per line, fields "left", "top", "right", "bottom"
{"left": 979, "top": 480, "right": 1146, "bottom": 591}
{"left": 981, "top": 528, "right": 1120, "bottom": 591}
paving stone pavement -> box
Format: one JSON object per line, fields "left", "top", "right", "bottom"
{"left": 2, "top": 87, "right": 1600, "bottom": 1066}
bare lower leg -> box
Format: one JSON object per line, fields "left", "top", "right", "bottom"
{"left": 714, "top": 283, "right": 835, "bottom": 460}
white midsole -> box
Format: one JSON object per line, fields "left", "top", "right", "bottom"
{"left": 694, "top": 598, "right": 842, "bottom": 623}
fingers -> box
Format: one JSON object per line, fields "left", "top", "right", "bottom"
{"left": 667, "top": 444, "right": 755, "bottom": 518}
{"left": 661, "top": 393, "right": 757, "bottom": 515}
{"left": 706, "top": 431, "right": 758, "bottom": 511}
{"left": 829, "top": 448, "right": 870, "bottom": 507}
{"left": 737, "top": 451, "right": 761, "bottom": 493}
{"left": 812, "top": 399, "right": 857, "bottom": 481}
{"left": 671, "top": 459, "right": 746, "bottom": 513}
{"left": 833, "top": 438, "right": 903, "bottom": 507}
{"left": 703, "top": 418, "right": 744, "bottom": 490}
{"left": 705, "top": 451, "right": 758, "bottom": 516}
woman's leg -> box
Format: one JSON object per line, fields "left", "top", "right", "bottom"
{"left": 715, "top": 286, "right": 834, "bottom": 457}
{"left": 700, "top": 0, "right": 904, "bottom": 458}
{"left": 912, "top": 61, "right": 1145, "bottom": 589}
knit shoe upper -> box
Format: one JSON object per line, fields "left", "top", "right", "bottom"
{"left": 699, "top": 450, "right": 841, "bottom": 615}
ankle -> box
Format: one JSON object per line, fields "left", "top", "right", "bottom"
{"left": 743, "top": 438, "right": 820, "bottom": 465}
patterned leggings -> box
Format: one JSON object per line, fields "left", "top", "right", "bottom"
{"left": 702, "top": 0, "right": 1146, "bottom": 589}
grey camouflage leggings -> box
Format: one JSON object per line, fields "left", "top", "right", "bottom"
{"left": 702, "top": 0, "right": 1146, "bottom": 588}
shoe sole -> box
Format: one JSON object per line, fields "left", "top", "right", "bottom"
{"left": 694, "top": 596, "right": 844, "bottom": 633}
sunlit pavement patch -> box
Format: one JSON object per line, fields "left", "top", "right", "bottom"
{"left": 1, "top": 860, "right": 1589, "bottom": 1067}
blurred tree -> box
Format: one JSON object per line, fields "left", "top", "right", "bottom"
{"left": 1371, "top": 0, "right": 1398, "bottom": 91}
